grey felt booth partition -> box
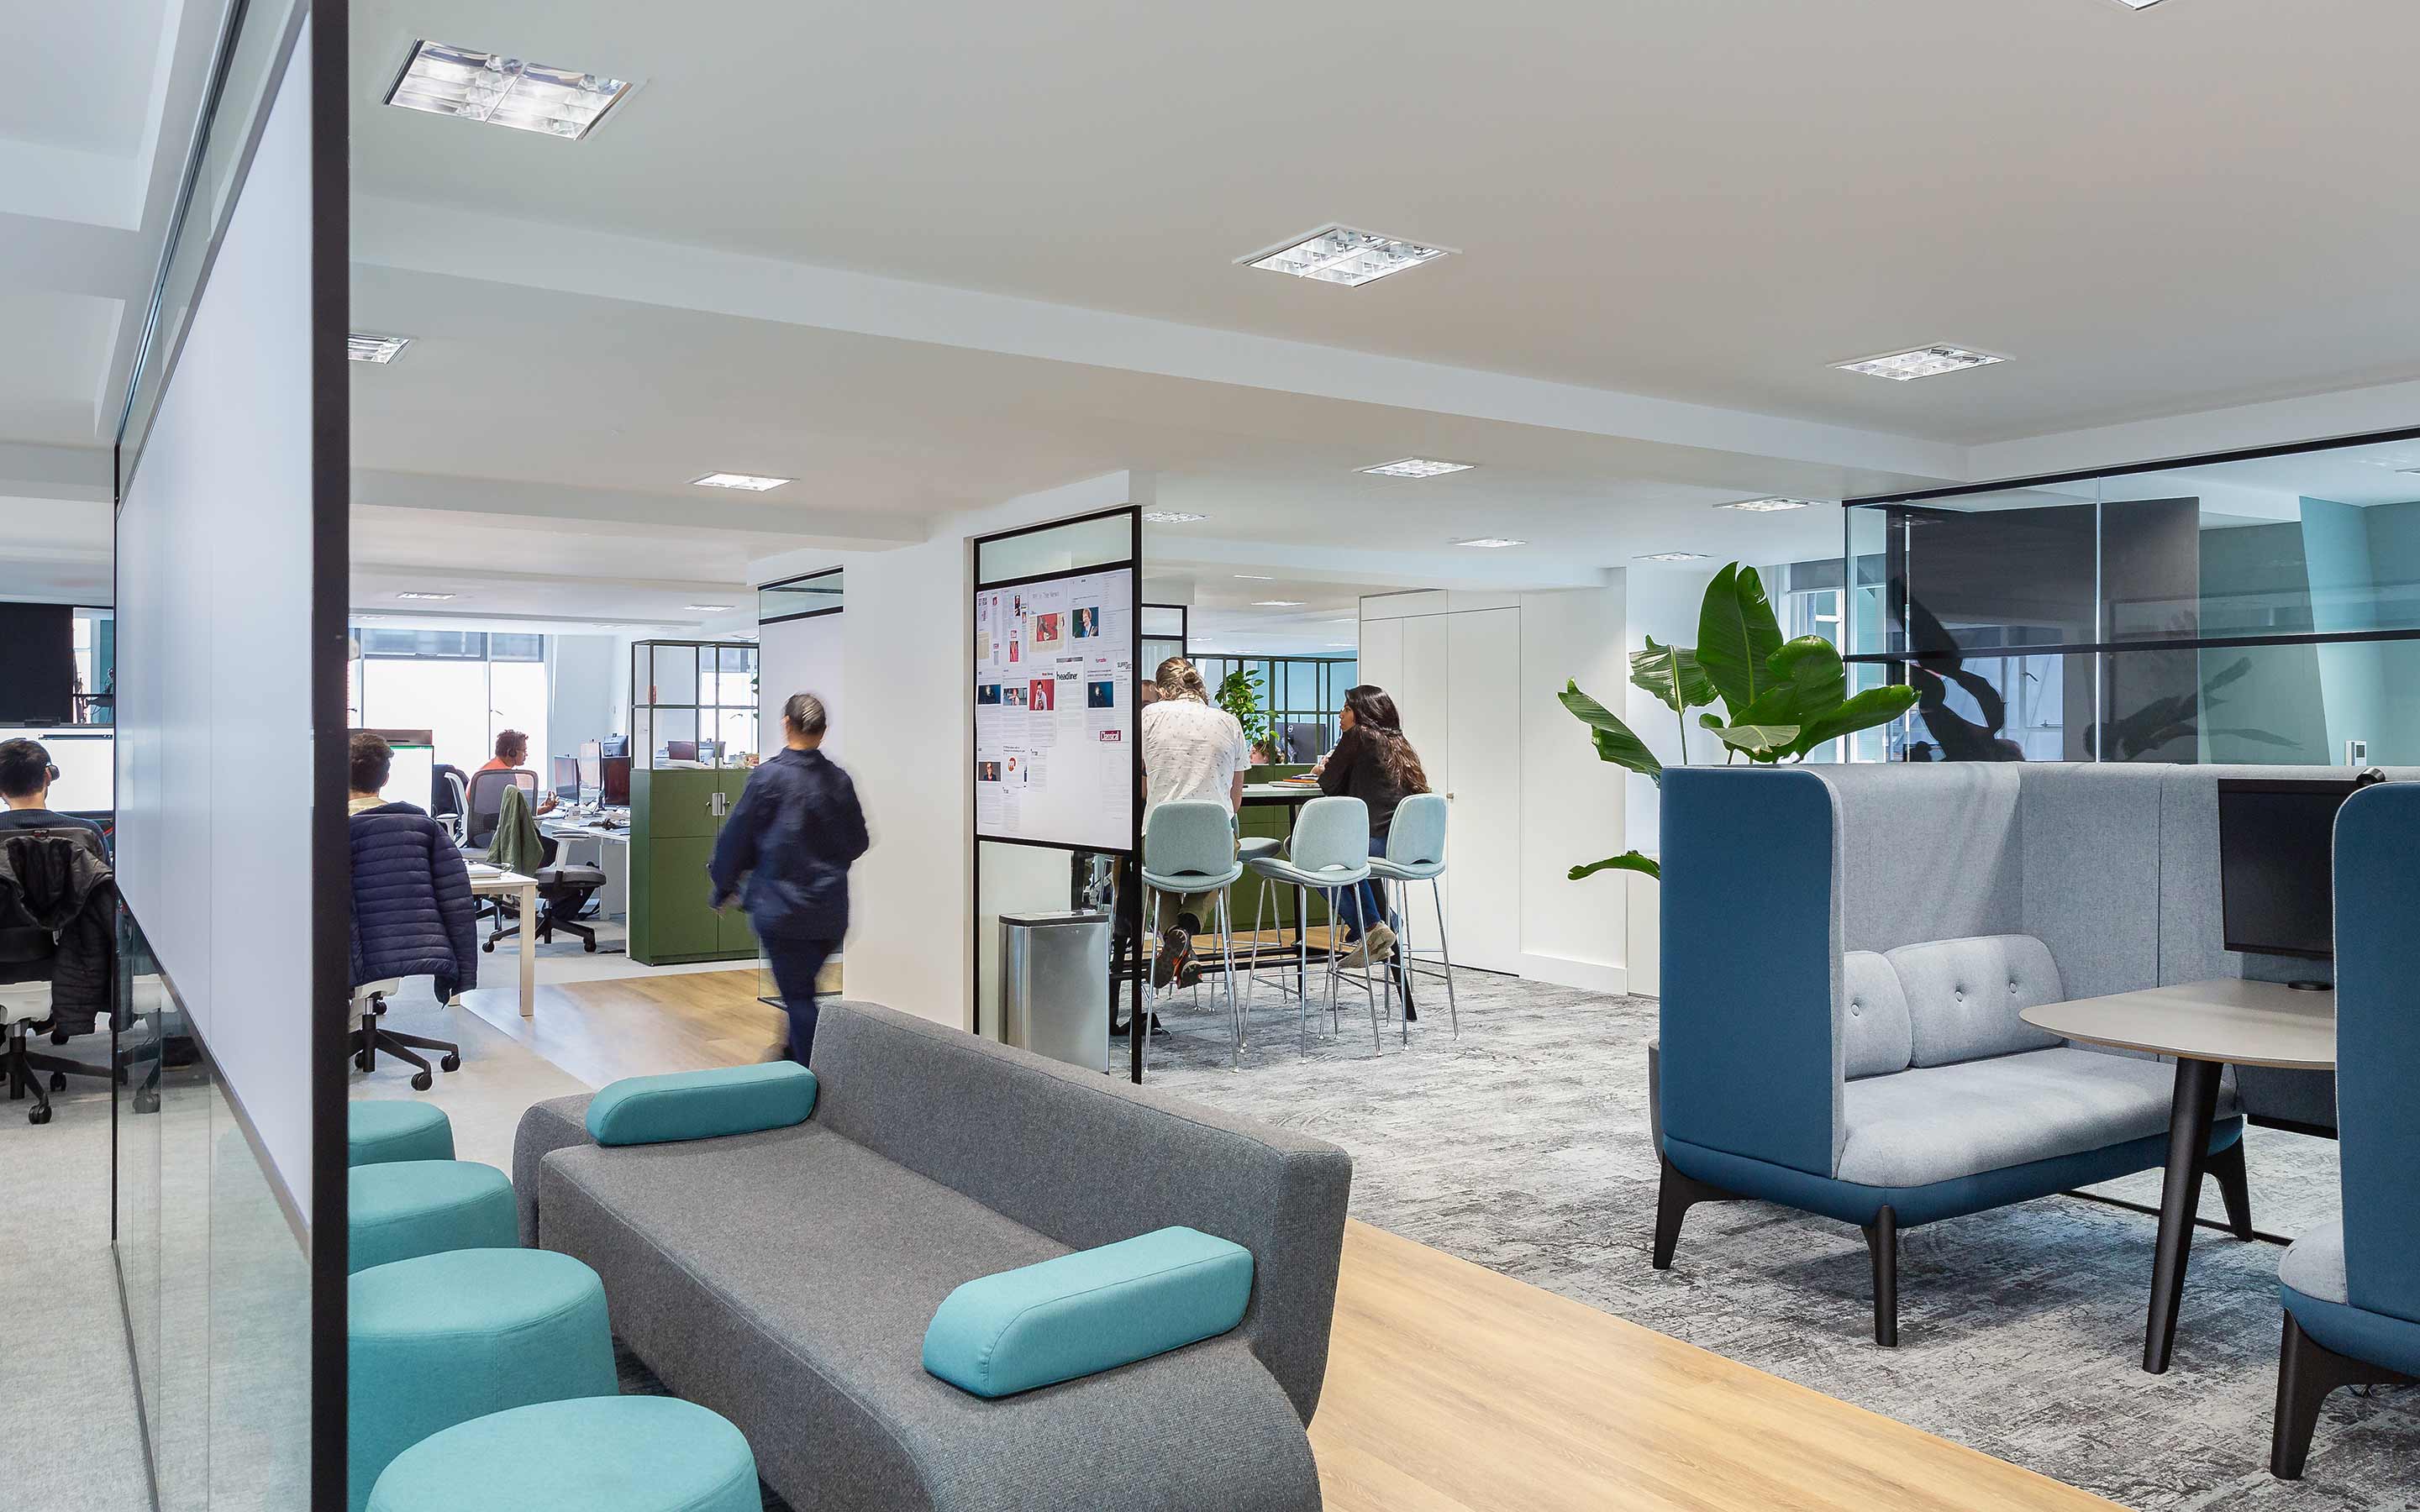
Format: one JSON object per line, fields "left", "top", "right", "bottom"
{"left": 1651, "top": 761, "right": 2411, "bottom": 1347}
{"left": 514, "top": 1000, "right": 1351, "bottom": 1512}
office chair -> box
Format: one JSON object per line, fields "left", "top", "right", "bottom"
{"left": 0, "top": 829, "right": 123, "bottom": 1125}
{"left": 480, "top": 785, "right": 607, "bottom": 953}
{"left": 434, "top": 765, "right": 471, "bottom": 844}
{"left": 463, "top": 767, "right": 538, "bottom": 853}
{"left": 350, "top": 981, "right": 460, "bottom": 1092}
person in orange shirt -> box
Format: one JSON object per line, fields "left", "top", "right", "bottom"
{"left": 480, "top": 730, "right": 558, "bottom": 816}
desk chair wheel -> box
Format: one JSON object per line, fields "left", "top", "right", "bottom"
{"left": 439, "top": 1052, "right": 460, "bottom": 1072}
{"left": 410, "top": 1068, "right": 434, "bottom": 1092}
{"left": 133, "top": 1088, "right": 158, "bottom": 1114}
{"left": 28, "top": 1105, "right": 50, "bottom": 1125}
{"left": 48, "top": 1071, "right": 66, "bottom": 1092}
{"left": 481, "top": 939, "right": 496, "bottom": 953}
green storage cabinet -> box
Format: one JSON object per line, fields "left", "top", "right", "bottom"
{"left": 629, "top": 768, "right": 760, "bottom": 966}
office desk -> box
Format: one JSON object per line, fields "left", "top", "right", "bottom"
{"left": 2021, "top": 979, "right": 2335, "bottom": 1374}
{"left": 1241, "top": 782, "right": 1322, "bottom": 808}
{"left": 464, "top": 867, "right": 541, "bottom": 1018}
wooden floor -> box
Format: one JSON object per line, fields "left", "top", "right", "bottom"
{"left": 504, "top": 968, "right": 2114, "bottom": 1512}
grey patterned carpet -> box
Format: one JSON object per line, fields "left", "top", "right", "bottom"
{"left": 1136, "top": 969, "right": 2418, "bottom": 1512}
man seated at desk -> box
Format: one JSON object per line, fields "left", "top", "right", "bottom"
{"left": 0, "top": 737, "right": 108, "bottom": 848}
{"left": 479, "top": 729, "right": 558, "bottom": 816}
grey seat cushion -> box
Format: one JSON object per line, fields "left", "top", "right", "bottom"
{"left": 1843, "top": 951, "right": 1913, "bottom": 1079}
{"left": 1838, "top": 1046, "right": 2242, "bottom": 1189}
{"left": 2281, "top": 1219, "right": 2348, "bottom": 1305}
{"left": 535, "top": 1121, "right": 1319, "bottom": 1512}
{"left": 1887, "top": 934, "right": 2066, "bottom": 1068}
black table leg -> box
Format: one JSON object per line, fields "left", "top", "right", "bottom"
{"left": 2144, "top": 1056, "right": 2223, "bottom": 1373}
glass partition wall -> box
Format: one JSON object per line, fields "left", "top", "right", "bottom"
{"left": 631, "top": 639, "right": 759, "bottom": 765}
{"left": 1845, "top": 431, "right": 2420, "bottom": 764}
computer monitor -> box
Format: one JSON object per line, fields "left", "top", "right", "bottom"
{"left": 599, "top": 735, "right": 629, "bottom": 759}
{"left": 1283, "top": 722, "right": 1325, "bottom": 764}
{"left": 601, "top": 754, "right": 633, "bottom": 806}
{"left": 552, "top": 755, "right": 579, "bottom": 799}
{"left": 576, "top": 740, "right": 603, "bottom": 800}
{"left": 665, "top": 739, "right": 698, "bottom": 764}
{"left": 382, "top": 743, "right": 435, "bottom": 819}
{"left": 34, "top": 729, "right": 113, "bottom": 814}
{"left": 2217, "top": 777, "right": 2363, "bottom": 963}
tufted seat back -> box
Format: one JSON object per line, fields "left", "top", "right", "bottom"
{"left": 1881, "top": 934, "right": 2066, "bottom": 1068}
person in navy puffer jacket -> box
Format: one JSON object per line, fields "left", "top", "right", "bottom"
{"left": 346, "top": 734, "right": 479, "bottom": 1000}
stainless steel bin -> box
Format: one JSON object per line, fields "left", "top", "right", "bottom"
{"left": 998, "top": 909, "right": 1112, "bottom": 1073}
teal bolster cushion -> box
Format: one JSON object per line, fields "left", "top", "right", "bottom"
{"left": 585, "top": 1062, "right": 818, "bottom": 1147}
{"left": 348, "top": 1100, "right": 455, "bottom": 1167}
{"left": 923, "top": 1226, "right": 1254, "bottom": 1398}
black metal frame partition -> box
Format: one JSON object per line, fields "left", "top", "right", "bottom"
{"left": 759, "top": 565, "right": 844, "bottom": 625}
{"left": 1839, "top": 423, "right": 2420, "bottom": 761}
{"left": 967, "top": 507, "right": 1147, "bottom": 1081}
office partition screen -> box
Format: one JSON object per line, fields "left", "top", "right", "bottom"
{"left": 973, "top": 565, "right": 1137, "bottom": 851}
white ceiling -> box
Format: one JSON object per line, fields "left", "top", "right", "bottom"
{"left": 351, "top": 0, "right": 2420, "bottom": 447}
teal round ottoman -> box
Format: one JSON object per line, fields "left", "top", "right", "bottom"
{"left": 349, "top": 1249, "right": 619, "bottom": 1512}
{"left": 349, "top": 1160, "right": 516, "bottom": 1273}
{"left": 348, "top": 1101, "right": 455, "bottom": 1167}
{"left": 368, "top": 1396, "right": 759, "bottom": 1512}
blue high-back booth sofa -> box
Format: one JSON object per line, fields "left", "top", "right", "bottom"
{"left": 2270, "top": 780, "right": 2420, "bottom": 1476}
{"left": 1655, "top": 761, "right": 2412, "bottom": 1346}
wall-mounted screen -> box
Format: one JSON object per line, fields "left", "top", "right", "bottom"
{"left": 0, "top": 604, "right": 75, "bottom": 723}
{"left": 974, "top": 567, "right": 1134, "bottom": 851}
{"left": 25, "top": 728, "right": 113, "bottom": 813}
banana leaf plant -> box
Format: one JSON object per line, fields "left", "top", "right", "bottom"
{"left": 1560, "top": 563, "right": 1918, "bottom": 882}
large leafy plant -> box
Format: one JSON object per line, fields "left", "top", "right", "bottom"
{"left": 1214, "top": 666, "right": 1277, "bottom": 753}
{"left": 1559, "top": 563, "right": 1918, "bottom": 881}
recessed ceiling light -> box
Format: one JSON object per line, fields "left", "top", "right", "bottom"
{"left": 1142, "top": 511, "right": 1207, "bottom": 523}
{"left": 1360, "top": 458, "right": 1475, "bottom": 479}
{"left": 1833, "top": 344, "right": 2007, "bottom": 381}
{"left": 1717, "top": 497, "right": 1819, "bottom": 512}
{"left": 1251, "top": 600, "right": 1307, "bottom": 607}
{"left": 1636, "top": 552, "right": 1708, "bottom": 564}
{"left": 396, "top": 591, "right": 458, "bottom": 601}
{"left": 693, "top": 472, "right": 789, "bottom": 491}
{"left": 686, "top": 604, "right": 734, "bottom": 612}
{"left": 1240, "top": 225, "right": 1452, "bottom": 288}
{"left": 1233, "top": 574, "right": 1275, "bottom": 580}
{"left": 2106, "top": 0, "right": 2164, "bottom": 8}
{"left": 1451, "top": 536, "right": 1526, "bottom": 549}
{"left": 348, "top": 333, "right": 410, "bottom": 364}
{"left": 385, "top": 40, "right": 633, "bottom": 140}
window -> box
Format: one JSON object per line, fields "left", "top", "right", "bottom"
{"left": 1189, "top": 654, "right": 1358, "bottom": 759}
{"left": 352, "top": 627, "right": 550, "bottom": 774}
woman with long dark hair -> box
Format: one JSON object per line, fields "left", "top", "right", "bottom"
{"left": 1316, "top": 684, "right": 1428, "bottom": 977}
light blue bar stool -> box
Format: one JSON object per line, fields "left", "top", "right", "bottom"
{"left": 1368, "top": 792, "right": 1457, "bottom": 1041}
{"left": 1140, "top": 801, "right": 1245, "bottom": 1068}
{"left": 1244, "top": 796, "right": 1389, "bottom": 1054}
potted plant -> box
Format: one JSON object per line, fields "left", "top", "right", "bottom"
{"left": 1560, "top": 563, "right": 1917, "bottom": 881}
{"left": 1214, "top": 666, "right": 1277, "bottom": 757}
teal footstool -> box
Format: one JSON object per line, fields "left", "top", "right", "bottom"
{"left": 368, "top": 1396, "right": 759, "bottom": 1512}
{"left": 348, "top": 1102, "right": 455, "bottom": 1167}
{"left": 349, "top": 1249, "right": 619, "bottom": 1512}
{"left": 349, "top": 1160, "right": 516, "bottom": 1273}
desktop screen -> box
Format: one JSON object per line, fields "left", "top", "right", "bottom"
{"left": 2217, "top": 778, "right": 2356, "bottom": 959}
{"left": 385, "top": 743, "right": 435, "bottom": 814}
{"left": 665, "top": 739, "right": 698, "bottom": 763}
{"left": 577, "top": 740, "right": 603, "bottom": 792}
{"left": 553, "top": 754, "right": 579, "bottom": 797}
{"left": 38, "top": 730, "right": 113, "bottom": 813}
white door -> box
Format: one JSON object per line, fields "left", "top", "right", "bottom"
{"left": 1442, "top": 607, "right": 1522, "bottom": 972}
{"left": 1356, "top": 615, "right": 1405, "bottom": 708}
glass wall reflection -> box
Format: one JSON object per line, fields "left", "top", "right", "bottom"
{"left": 1848, "top": 433, "right": 2420, "bottom": 765}
{"left": 115, "top": 911, "right": 312, "bottom": 1510}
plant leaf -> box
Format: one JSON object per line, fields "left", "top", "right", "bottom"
{"left": 1787, "top": 685, "right": 1918, "bottom": 756}
{"left": 1703, "top": 722, "right": 1801, "bottom": 757}
{"left": 1765, "top": 635, "right": 1847, "bottom": 715}
{"left": 1560, "top": 680, "right": 1663, "bottom": 784}
{"left": 1695, "top": 563, "right": 1785, "bottom": 718}
{"left": 1569, "top": 851, "right": 1660, "bottom": 882}
{"left": 1628, "top": 636, "right": 1716, "bottom": 713}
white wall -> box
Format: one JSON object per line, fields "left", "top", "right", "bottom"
{"left": 115, "top": 31, "right": 317, "bottom": 1217}
{"left": 1619, "top": 562, "right": 1723, "bottom": 858}
{"left": 759, "top": 611, "right": 844, "bottom": 759}
{"left": 814, "top": 474, "right": 1142, "bottom": 1029}
{"left": 546, "top": 632, "right": 623, "bottom": 761}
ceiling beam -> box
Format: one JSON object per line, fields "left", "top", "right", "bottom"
{"left": 351, "top": 469, "right": 929, "bottom": 544}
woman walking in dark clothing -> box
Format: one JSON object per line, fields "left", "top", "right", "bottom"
{"left": 1316, "top": 685, "right": 1429, "bottom": 983}
{"left": 709, "top": 693, "right": 870, "bottom": 1065}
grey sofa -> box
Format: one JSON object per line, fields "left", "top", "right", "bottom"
{"left": 1651, "top": 763, "right": 2411, "bottom": 1342}
{"left": 513, "top": 999, "right": 1352, "bottom": 1512}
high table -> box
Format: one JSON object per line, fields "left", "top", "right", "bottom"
{"left": 1239, "top": 782, "right": 1327, "bottom": 997}
{"left": 2020, "top": 979, "right": 2336, "bottom": 1373}
{"left": 463, "top": 866, "right": 541, "bottom": 1018}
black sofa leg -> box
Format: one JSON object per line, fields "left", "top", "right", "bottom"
{"left": 1862, "top": 1206, "right": 1899, "bottom": 1347}
{"left": 1650, "top": 1156, "right": 1741, "bottom": 1270}
{"left": 2272, "top": 1312, "right": 2417, "bottom": 1479}
{"left": 2208, "top": 1138, "right": 2254, "bottom": 1242}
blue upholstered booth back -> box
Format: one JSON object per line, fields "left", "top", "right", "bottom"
{"left": 2333, "top": 782, "right": 2420, "bottom": 1325}
{"left": 1661, "top": 768, "right": 1840, "bottom": 1177}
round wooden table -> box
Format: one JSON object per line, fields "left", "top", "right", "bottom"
{"left": 2020, "top": 979, "right": 2336, "bottom": 1373}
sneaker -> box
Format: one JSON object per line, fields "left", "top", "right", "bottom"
{"left": 1153, "top": 927, "right": 1198, "bottom": 988}
{"left": 1337, "top": 924, "right": 1397, "bottom": 970}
